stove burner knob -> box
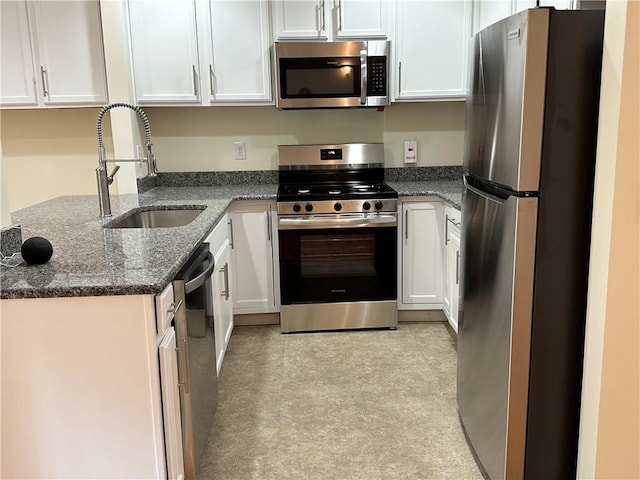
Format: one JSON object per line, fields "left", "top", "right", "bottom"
{"left": 375, "top": 201, "right": 384, "bottom": 210}
{"left": 293, "top": 204, "right": 301, "bottom": 213}
{"left": 334, "top": 202, "right": 343, "bottom": 212}
{"left": 305, "top": 203, "right": 314, "bottom": 212}
{"left": 362, "top": 201, "right": 371, "bottom": 211}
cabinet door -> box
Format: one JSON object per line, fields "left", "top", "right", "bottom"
{"left": 129, "top": 0, "right": 201, "bottom": 104}
{"left": 207, "top": 0, "right": 272, "bottom": 102}
{"left": 272, "top": 0, "right": 328, "bottom": 40}
{"left": 448, "top": 228, "right": 461, "bottom": 333}
{"left": 158, "top": 327, "right": 185, "bottom": 480}
{"left": 401, "top": 201, "right": 444, "bottom": 305}
{"left": 396, "top": 0, "right": 471, "bottom": 100}
{"left": 335, "top": 0, "right": 392, "bottom": 39}
{"left": 514, "top": 0, "right": 575, "bottom": 14}
{"left": 212, "top": 241, "right": 234, "bottom": 375}
{"left": 31, "top": 1, "right": 107, "bottom": 105}
{"left": 230, "top": 203, "right": 276, "bottom": 314}
{"left": 0, "top": 1, "right": 37, "bottom": 107}
{"left": 473, "top": 0, "right": 512, "bottom": 34}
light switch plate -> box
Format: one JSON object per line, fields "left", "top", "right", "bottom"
{"left": 403, "top": 140, "right": 417, "bottom": 164}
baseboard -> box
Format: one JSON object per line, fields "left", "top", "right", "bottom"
{"left": 398, "top": 309, "right": 447, "bottom": 323}
{"left": 234, "top": 312, "right": 280, "bottom": 326}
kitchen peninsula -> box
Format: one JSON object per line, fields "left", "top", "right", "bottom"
{"left": 1, "top": 178, "right": 461, "bottom": 479}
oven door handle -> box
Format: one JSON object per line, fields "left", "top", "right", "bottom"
{"left": 278, "top": 214, "right": 397, "bottom": 230}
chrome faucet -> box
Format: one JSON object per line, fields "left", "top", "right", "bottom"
{"left": 95, "top": 103, "right": 158, "bottom": 218}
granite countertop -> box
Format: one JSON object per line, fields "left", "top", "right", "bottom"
{"left": 1, "top": 180, "right": 461, "bottom": 300}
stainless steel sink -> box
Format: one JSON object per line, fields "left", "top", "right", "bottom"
{"left": 104, "top": 206, "right": 205, "bottom": 229}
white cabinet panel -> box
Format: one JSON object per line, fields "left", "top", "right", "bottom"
{"left": 31, "top": 1, "right": 107, "bottom": 105}
{"left": 129, "top": 0, "right": 272, "bottom": 105}
{"left": 1, "top": 0, "right": 107, "bottom": 108}
{"left": 158, "top": 327, "right": 185, "bottom": 480}
{"left": 443, "top": 205, "right": 461, "bottom": 332}
{"left": 272, "top": 0, "right": 328, "bottom": 40}
{"left": 272, "top": 0, "right": 392, "bottom": 41}
{"left": 395, "top": 0, "right": 471, "bottom": 100}
{"left": 0, "top": 1, "right": 37, "bottom": 106}
{"left": 128, "top": 0, "right": 201, "bottom": 104}
{"left": 335, "top": 0, "right": 392, "bottom": 39}
{"left": 208, "top": 0, "right": 272, "bottom": 102}
{"left": 230, "top": 202, "right": 277, "bottom": 314}
{"left": 400, "top": 200, "right": 444, "bottom": 307}
{"left": 212, "top": 242, "right": 234, "bottom": 374}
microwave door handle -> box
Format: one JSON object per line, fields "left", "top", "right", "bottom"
{"left": 360, "top": 50, "right": 367, "bottom": 105}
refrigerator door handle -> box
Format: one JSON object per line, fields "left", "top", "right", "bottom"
{"left": 464, "top": 175, "right": 507, "bottom": 205}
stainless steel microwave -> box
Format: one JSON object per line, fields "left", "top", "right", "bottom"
{"left": 274, "top": 41, "right": 390, "bottom": 109}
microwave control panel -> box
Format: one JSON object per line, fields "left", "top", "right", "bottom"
{"left": 367, "top": 57, "right": 387, "bottom": 97}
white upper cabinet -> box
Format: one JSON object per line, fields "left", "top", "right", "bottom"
{"left": 128, "top": 0, "right": 201, "bottom": 104}
{"left": 0, "top": 0, "right": 107, "bottom": 108}
{"left": 395, "top": 0, "right": 472, "bottom": 100}
{"left": 272, "top": 0, "right": 393, "bottom": 41}
{"left": 0, "top": 1, "right": 37, "bottom": 107}
{"left": 474, "top": 0, "right": 576, "bottom": 34}
{"left": 206, "top": 0, "right": 272, "bottom": 102}
{"left": 128, "top": 0, "right": 272, "bottom": 106}
{"left": 334, "top": 0, "right": 393, "bottom": 39}
{"left": 272, "top": 0, "right": 328, "bottom": 40}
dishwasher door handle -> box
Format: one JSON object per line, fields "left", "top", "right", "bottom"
{"left": 184, "top": 251, "right": 214, "bottom": 294}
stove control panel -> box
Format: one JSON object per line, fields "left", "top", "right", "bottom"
{"left": 278, "top": 199, "right": 397, "bottom": 215}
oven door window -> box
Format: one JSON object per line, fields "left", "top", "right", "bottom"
{"left": 279, "top": 57, "right": 361, "bottom": 99}
{"left": 279, "top": 226, "right": 397, "bottom": 304}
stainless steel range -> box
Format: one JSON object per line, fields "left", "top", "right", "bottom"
{"left": 277, "top": 143, "right": 398, "bottom": 333}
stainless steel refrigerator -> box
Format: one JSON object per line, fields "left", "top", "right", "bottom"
{"left": 457, "top": 8, "right": 605, "bottom": 480}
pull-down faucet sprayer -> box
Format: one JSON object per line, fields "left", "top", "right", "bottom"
{"left": 95, "top": 103, "right": 158, "bottom": 218}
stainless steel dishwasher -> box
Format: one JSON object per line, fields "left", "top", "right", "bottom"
{"left": 172, "top": 243, "right": 217, "bottom": 479}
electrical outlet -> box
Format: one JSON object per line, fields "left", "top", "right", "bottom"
{"left": 403, "top": 140, "right": 417, "bottom": 164}
{"left": 136, "top": 144, "right": 144, "bottom": 160}
{"left": 233, "top": 141, "right": 246, "bottom": 160}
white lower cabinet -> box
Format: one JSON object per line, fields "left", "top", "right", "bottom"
{"left": 158, "top": 326, "right": 185, "bottom": 480}
{"left": 443, "top": 205, "right": 461, "bottom": 332}
{"left": 229, "top": 201, "right": 279, "bottom": 315}
{"left": 206, "top": 213, "right": 234, "bottom": 374}
{"left": 399, "top": 199, "right": 445, "bottom": 309}
{"left": 1, "top": 295, "right": 172, "bottom": 478}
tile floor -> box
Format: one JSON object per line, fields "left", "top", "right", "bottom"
{"left": 199, "top": 322, "right": 483, "bottom": 480}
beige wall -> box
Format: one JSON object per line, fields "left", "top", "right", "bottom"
{"left": 578, "top": 0, "right": 640, "bottom": 478}
{"left": 1, "top": 102, "right": 465, "bottom": 211}
{"left": 1, "top": 108, "right": 113, "bottom": 212}
{"left": 146, "top": 101, "right": 465, "bottom": 171}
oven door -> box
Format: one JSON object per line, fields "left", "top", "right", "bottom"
{"left": 278, "top": 213, "right": 397, "bottom": 305}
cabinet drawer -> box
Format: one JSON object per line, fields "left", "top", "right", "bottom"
{"left": 155, "top": 283, "right": 175, "bottom": 335}
{"left": 206, "top": 213, "right": 230, "bottom": 255}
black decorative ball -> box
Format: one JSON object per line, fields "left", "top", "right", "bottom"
{"left": 21, "top": 237, "right": 53, "bottom": 265}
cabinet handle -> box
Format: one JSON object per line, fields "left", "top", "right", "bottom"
{"left": 220, "top": 263, "right": 230, "bottom": 300}
{"left": 398, "top": 62, "right": 402, "bottom": 97}
{"left": 456, "top": 251, "right": 460, "bottom": 285}
{"left": 228, "top": 218, "right": 234, "bottom": 249}
{"left": 167, "top": 299, "right": 183, "bottom": 316}
{"left": 319, "top": 0, "right": 325, "bottom": 31}
{"left": 209, "top": 64, "right": 215, "bottom": 96}
{"left": 266, "top": 211, "right": 272, "bottom": 241}
{"left": 404, "top": 209, "right": 408, "bottom": 241}
{"left": 192, "top": 65, "right": 198, "bottom": 97}
{"left": 40, "top": 66, "right": 49, "bottom": 97}
{"left": 176, "top": 338, "right": 191, "bottom": 394}
{"left": 445, "top": 214, "right": 450, "bottom": 245}
{"left": 336, "top": 0, "right": 342, "bottom": 31}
